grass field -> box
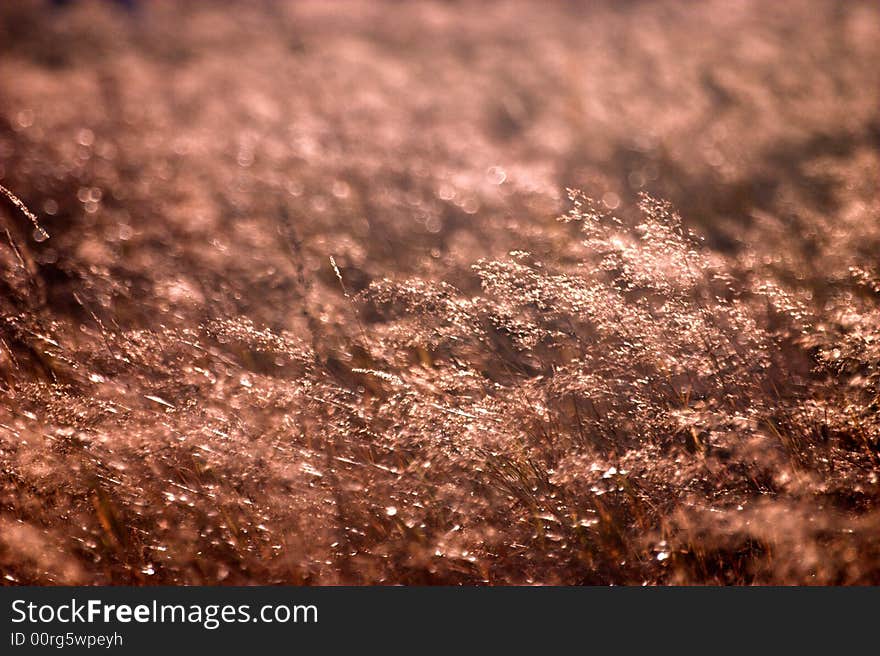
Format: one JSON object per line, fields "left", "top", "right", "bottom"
{"left": 1, "top": 0, "right": 879, "bottom": 585}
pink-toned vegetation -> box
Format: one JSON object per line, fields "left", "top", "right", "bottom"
{"left": 1, "top": 0, "right": 879, "bottom": 585}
